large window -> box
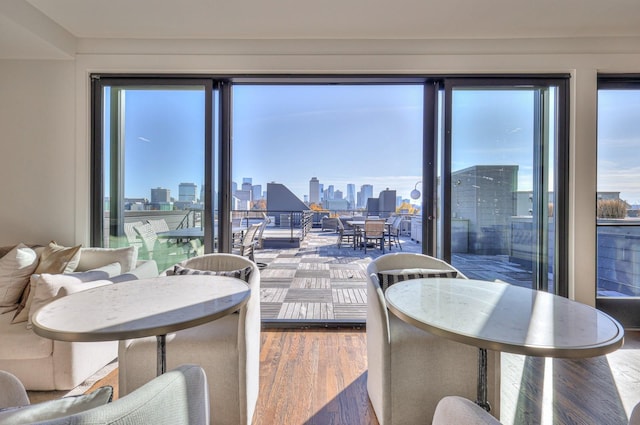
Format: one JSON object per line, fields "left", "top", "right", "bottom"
{"left": 231, "top": 84, "right": 423, "bottom": 226}
{"left": 596, "top": 76, "right": 640, "bottom": 327}
{"left": 91, "top": 75, "right": 569, "bottom": 298}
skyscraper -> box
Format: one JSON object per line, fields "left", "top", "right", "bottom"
{"left": 359, "top": 184, "right": 373, "bottom": 208}
{"left": 151, "top": 187, "right": 170, "bottom": 203}
{"left": 309, "top": 177, "right": 320, "bottom": 204}
{"left": 178, "top": 182, "right": 197, "bottom": 202}
{"left": 347, "top": 184, "right": 355, "bottom": 209}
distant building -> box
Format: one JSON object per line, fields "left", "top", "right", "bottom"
{"left": 234, "top": 190, "right": 252, "bottom": 210}
{"left": 359, "top": 184, "right": 373, "bottom": 209}
{"left": 378, "top": 188, "right": 397, "bottom": 217}
{"left": 178, "top": 182, "right": 197, "bottom": 202}
{"left": 334, "top": 189, "right": 343, "bottom": 200}
{"left": 253, "top": 184, "right": 262, "bottom": 201}
{"left": 452, "top": 165, "right": 518, "bottom": 255}
{"left": 347, "top": 184, "right": 355, "bottom": 209}
{"left": 325, "top": 198, "right": 349, "bottom": 211}
{"left": 151, "top": 187, "right": 170, "bottom": 203}
{"left": 309, "top": 177, "right": 320, "bottom": 204}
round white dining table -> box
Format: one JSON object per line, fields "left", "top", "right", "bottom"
{"left": 385, "top": 278, "right": 624, "bottom": 411}
{"left": 32, "top": 274, "right": 250, "bottom": 375}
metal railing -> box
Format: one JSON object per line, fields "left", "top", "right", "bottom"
{"left": 231, "top": 209, "right": 314, "bottom": 242}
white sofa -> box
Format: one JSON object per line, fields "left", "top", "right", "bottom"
{"left": 366, "top": 253, "right": 500, "bottom": 424}
{"left": 118, "top": 253, "right": 260, "bottom": 425}
{"left": 0, "top": 243, "right": 159, "bottom": 391}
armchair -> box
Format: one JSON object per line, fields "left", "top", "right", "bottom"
{"left": 118, "top": 254, "right": 260, "bottom": 425}
{"left": 0, "top": 365, "right": 209, "bottom": 425}
{"left": 366, "top": 253, "right": 500, "bottom": 424}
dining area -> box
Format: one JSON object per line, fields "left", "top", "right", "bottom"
{"left": 337, "top": 215, "right": 404, "bottom": 253}
{"left": 366, "top": 252, "right": 626, "bottom": 424}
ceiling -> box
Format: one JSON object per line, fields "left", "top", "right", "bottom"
{"left": 3, "top": 0, "right": 640, "bottom": 59}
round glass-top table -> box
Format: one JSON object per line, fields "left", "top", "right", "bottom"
{"left": 385, "top": 278, "right": 624, "bottom": 410}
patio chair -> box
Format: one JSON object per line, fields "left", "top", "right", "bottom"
{"left": 118, "top": 254, "right": 260, "bottom": 425}
{"left": 239, "top": 223, "right": 262, "bottom": 262}
{"left": 147, "top": 218, "right": 172, "bottom": 245}
{"left": 336, "top": 217, "right": 358, "bottom": 249}
{"left": 133, "top": 222, "right": 159, "bottom": 259}
{"left": 387, "top": 216, "right": 403, "bottom": 251}
{"left": 256, "top": 213, "right": 270, "bottom": 249}
{"left": 124, "top": 221, "right": 143, "bottom": 248}
{"left": 363, "top": 219, "right": 386, "bottom": 253}
{"left": 366, "top": 253, "right": 499, "bottom": 424}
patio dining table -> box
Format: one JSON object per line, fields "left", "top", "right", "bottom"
{"left": 346, "top": 220, "right": 393, "bottom": 250}
{"left": 157, "top": 227, "right": 245, "bottom": 242}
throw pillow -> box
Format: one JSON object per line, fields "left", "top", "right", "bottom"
{"left": 34, "top": 242, "right": 82, "bottom": 275}
{"left": 76, "top": 246, "right": 138, "bottom": 273}
{"left": 0, "top": 386, "right": 112, "bottom": 424}
{"left": 173, "top": 264, "right": 253, "bottom": 283}
{"left": 0, "top": 243, "right": 39, "bottom": 307}
{"left": 377, "top": 268, "right": 458, "bottom": 292}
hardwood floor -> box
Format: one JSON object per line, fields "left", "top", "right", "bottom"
{"left": 253, "top": 329, "right": 640, "bottom": 425}
{"left": 253, "top": 328, "right": 378, "bottom": 425}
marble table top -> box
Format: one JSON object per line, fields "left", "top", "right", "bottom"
{"left": 32, "top": 274, "right": 250, "bottom": 342}
{"left": 385, "top": 278, "right": 624, "bottom": 358}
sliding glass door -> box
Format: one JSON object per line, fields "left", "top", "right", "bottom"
{"left": 439, "top": 79, "right": 568, "bottom": 293}
{"left": 91, "top": 78, "right": 217, "bottom": 272}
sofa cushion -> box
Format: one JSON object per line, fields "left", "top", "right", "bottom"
{"left": 0, "top": 308, "right": 52, "bottom": 360}
{"left": 0, "top": 385, "right": 112, "bottom": 424}
{"left": 377, "top": 268, "right": 458, "bottom": 292}
{"left": 34, "top": 242, "right": 81, "bottom": 275}
{"left": 11, "top": 263, "right": 120, "bottom": 326}
{"left": 76, "top": 246, "right": 138, "bottom": 273}
{"left": 25, "top": 271, "right": 118, "bottom": 329}
{"left": 173, "top": 264, "right": 252, "bottom": 283}
{"left": 0, "top": 243, "right": 39, "bottom": 308}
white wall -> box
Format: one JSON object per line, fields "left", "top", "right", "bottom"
{"left": 2, "top": 39, "right": 639, "bottom": 304}
{"left": 0, "top": 59, "right": 77, "bottom": 246}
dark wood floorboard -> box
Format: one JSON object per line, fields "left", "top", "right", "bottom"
{"left": 253, "top": 329, "right": 640, "bottom": 425}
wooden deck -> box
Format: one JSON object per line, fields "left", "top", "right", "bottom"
{"left": 256, "top": 228, "right": 408, "bottom": 324}
{"left": 255, "top": 228, "right": 535, "bottom": 325}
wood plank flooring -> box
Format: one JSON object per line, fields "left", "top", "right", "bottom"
{"left": 253, "top": 329, "right": 640, "bottom": 425}
{"left": 253, "top": 328, "right": 377, "bottom": 425}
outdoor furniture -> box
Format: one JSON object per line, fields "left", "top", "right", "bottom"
{"left": 147, "top": 218, "right": 172, "bottom": 245}
{"left": 124, "top": 220, "right": 143, "bottom": 248}
{"left": 256, "top": 213, "right": 270, "bottom": 249}
{"left": 363, "top": 219, "right": 386, "bottom": 253}
{"left": 366, "top": 253, "right": 496, "bottom": 424}
{"left": 387, "top": 216, "right": 403, "bottom": 250}
{"left": 238, "top": 223, "right": 262, "bottom": 262}
{"left": 133, "top": 222, "right": 159, "bottom": 259}
{"left": 321, "top": 217, "right": 339, "bottom": 232}
{"left": 336, "top": 218, "right": 358, "bottom": 249}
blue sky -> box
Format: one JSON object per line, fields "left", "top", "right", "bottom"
{"left": 598, "top": 89, "right": 640, "bottom": 204}
{"left": 106, "top": 84, "right": 640, "bottom": 206}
